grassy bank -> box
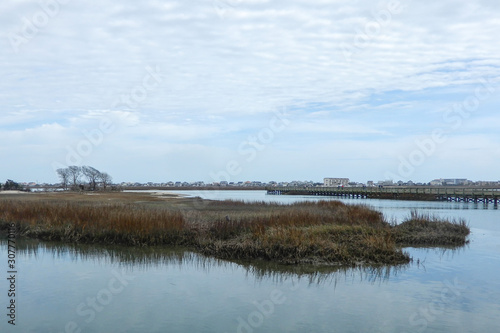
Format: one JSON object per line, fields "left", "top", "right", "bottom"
{"left": 0, "top": 192, "right": 470, "bottom": 266}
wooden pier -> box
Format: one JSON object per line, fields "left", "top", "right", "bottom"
{"left": 266, "top": 186, "right": 500, "bottom": 204}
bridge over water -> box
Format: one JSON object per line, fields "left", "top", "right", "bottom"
{"left": 266, "top": 186, "right": 500, "bottom": 204}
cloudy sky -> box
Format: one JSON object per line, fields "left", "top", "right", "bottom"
{"left": 1, "top": 0, "right": 500, "bottom": 184}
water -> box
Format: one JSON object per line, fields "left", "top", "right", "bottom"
{"left": 1, "top": 191, "right": 499, "bottom": 332}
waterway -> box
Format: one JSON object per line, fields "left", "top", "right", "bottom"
{"left": 1, "top": 190, "right": 499, "bottom": 332}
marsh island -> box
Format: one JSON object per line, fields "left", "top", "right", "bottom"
{"left": 0, "top": 191, "right": 470, "bottom": 266}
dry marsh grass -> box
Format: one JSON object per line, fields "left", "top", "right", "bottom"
{"left": 393, "top": 210, "right": 470, "bottom": 247}
{"left": 0, "top": 199, "right": 189, "bottom": 245}
{"left": 0, "top": 193, "right": 470, "bottom": 266}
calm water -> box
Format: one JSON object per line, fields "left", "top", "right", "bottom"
{"left": 1, "top": 190, "right": 499, "bottom": 332}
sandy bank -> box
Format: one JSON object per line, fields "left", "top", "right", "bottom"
{"left": 0, "top": 190, "right": 27, "bottom": 195}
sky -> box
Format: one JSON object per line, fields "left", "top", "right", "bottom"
{"left": 1, "top": 0, "right": 500, "bottom": 184}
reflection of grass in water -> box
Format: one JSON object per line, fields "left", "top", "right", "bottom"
{"left": 234, "top": 258, "right": 410, "bottom": 285}
{"left": 0, "top": 193, "right": 470, "bottom": 267}
{"left": 0, "top": 236, "right": 409, "bottom": 285}
{"left": 0, "top": 236, "right": 212, "bottom": 271}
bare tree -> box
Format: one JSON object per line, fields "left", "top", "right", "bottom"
{"left": 82, "top": 166, "right": 101, "bottom": 191}
{"left": 67, "top": 166, "right": 82, "bottom": 189}
{"left": 99, "top": 172, "right": 113, "bottom": 190}
{"left": 56, "top": 168, "right": 70, "bottom": 190}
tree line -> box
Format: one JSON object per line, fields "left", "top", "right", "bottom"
{"left": 57, "top": 166, "right": 113, "bottom": 191}
{"left": 0, "top": 180, "right": 24, "bottom": 191}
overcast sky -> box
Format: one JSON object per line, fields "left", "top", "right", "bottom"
{"left": 1, "top": 0, "right": 500, "bottom": 184}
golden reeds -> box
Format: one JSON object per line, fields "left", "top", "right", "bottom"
{"left": 0, "top": 195, "right": 470, "bottom": 266}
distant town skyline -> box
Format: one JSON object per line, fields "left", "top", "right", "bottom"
{"left": 11, "top": 177, "right": 500, "bottom": 188}
{"left": 1, "top": 1, "right": 499, "bottom": 184}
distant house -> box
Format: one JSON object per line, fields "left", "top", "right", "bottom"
{"left": 430, "top": 179, "right": 444, "bottom": 186}
{"left": 377, "top": 180, "right": 394, "bottom": 186}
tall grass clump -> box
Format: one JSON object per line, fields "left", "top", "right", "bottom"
{"left": 196, "top": 199, "right": 409, "bottom": 265}
{"left": 393, "top": 210, "right": 470, "bottom": 246}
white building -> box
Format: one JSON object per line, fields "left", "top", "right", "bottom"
{"left": 443, "top": 179, "right": 469, "bottom": 186}
{"left": 324, "top": 178, "right": 350, "bottom": 187}
{"left": 430, "top": 179, "right": 444, "bottom": 186}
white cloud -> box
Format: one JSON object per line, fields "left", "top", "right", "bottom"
{"left": 1, "top": 0, "right": 499, "bottom": 182}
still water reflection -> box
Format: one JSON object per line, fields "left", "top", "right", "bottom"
{"left": 1, "top": 191, "right": 499, "bottom": 332}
